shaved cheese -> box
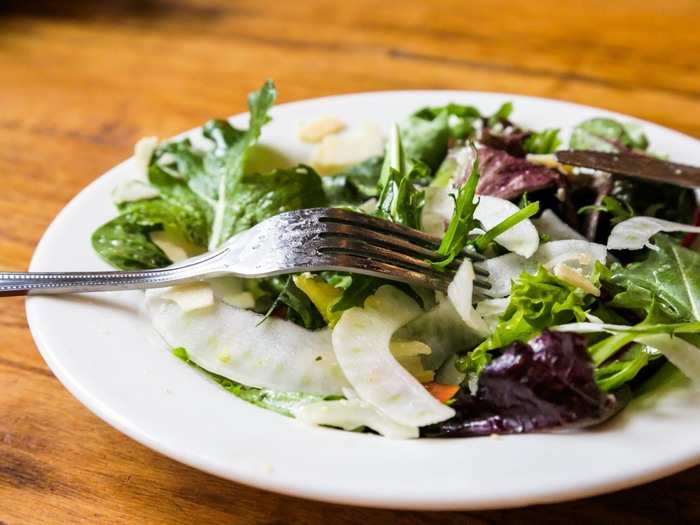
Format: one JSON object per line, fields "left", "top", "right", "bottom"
{"left": 162, "top": 283, "right": 214, "bottom": 312}
{"left": 149, "top": 231, "right": 189, "bottom": 262}
{"left": 146, "top": 290, "right": 349, "bottom": 395}
{"left": 294, "top": 399, "right": 419, "bottom": 439}
{"left": 133, "top": 136, "right": 159, "bottom": 180}
{"left": 481, "top": 240, "right": 608, "bottom": 297}
{"left": 447, "top": 261, "right": 489, "bottom": 336}
{"left": 112, "top": 179, "right": 160, "bottom": 204}
{"left": 533, "top": 209, "right": 586, "bottom": 241}
{"left": 552, "top": 263, "right": 600, "bottom": 297}
{"left": 310, "top": 123, "right": 384, "bottom": 175}
{"left": 298, "top": 116, "right": 346, "bottom": 143}
{"left": 331, "top": 286, "right": 455, "bottom": 426}
{"left": 608, "top": 216, "right": 700, "bottom": 251}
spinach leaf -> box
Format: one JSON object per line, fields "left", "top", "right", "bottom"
{"left": 400, "top": 110, "right": 450, "bottom": 171}
{"left": 172, "top": 347, "right": 333, "bottom": 416}
{"left": 456, "top": 267, "right": 593, "bottom": 377}
{"left": 209, "top": 80, "right": 277, "bottom": 248}
{"left": 570, "top": 117, "right": 649, "bottom": 152}
{"left": 224, "top": 165, "right": 327, "bottom": 236}
{"left": 609, "top": 235, "right": 700, "bottom": 322}
{"left": 321, "top": 156, "right": 383, "bottom": 205}
{"left": 92, "top": 199, "right": 204, "bottom": 270}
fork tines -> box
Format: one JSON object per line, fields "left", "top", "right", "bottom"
{"left": 311, "top": 208, "right": 490, "bottom": 291}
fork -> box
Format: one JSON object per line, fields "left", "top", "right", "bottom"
{"left": 0, "top": 208, "right": 489, "bottom": 297}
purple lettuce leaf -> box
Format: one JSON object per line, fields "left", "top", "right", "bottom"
{"left": 421, "top": 331, "right": 623, "bottom": 437}
{"left": 473, "top": 145, "right": 564, "bottom": 200}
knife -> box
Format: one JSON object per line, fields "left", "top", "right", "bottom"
{"left": 554, "top": 150, "right": 700, "bottom": 189}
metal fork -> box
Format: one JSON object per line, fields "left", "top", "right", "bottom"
{"left": 0, "top": 208, "right": 489, "bottom": 297}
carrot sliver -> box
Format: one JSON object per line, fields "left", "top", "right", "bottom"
{"left": 424, "top": 382, "right": 460, "bottom": 403}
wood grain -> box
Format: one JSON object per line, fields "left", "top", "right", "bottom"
{"left": 0, "top": 0, "right": 699, "bottom": 522}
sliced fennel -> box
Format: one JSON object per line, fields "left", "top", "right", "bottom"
{"left": 331, "top": 286, "right": 455, "bottom": 426}
{"left": 475, "top": 297, "right": 510, "bottom": 332}
{"left": 421, "top": 189, "right": 539, "bottom": 257}
{"left": 293, "top": 399, "right": 419, "bottom": 439}
{"left": 447, "top": 260, "right": 489, "bottom": 336}
{"left": 480, "top": 239, "right": 608, "bottom": 297}
{"left": 533, "top": 209, "right": 586, "bottom": 241}
{"left": 146, "top": 289, "right": 349, "bottom": 395}
{"left": 637, "top": 334, "right": 700, "bottom": 382}
{"left": 607, "top": 216, "right": 700, "bottom": 251}
{"left": 396, "top": 299, "right": 484, "bottom": 371}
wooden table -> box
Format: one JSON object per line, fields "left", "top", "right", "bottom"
{"left": 1, "top": 1, "right": 699, "bottom": 522}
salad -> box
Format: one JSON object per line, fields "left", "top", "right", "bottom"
{"left": 92, "top": 81, "right": 700, "bottom": 439}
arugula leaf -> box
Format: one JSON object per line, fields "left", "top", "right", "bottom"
{"left": 321, "top": 156, "right": 383, "bottom": 205}
{"left": 376, "top": 125, "right": 425, "bottom": 229}
{"left": 209, "top": 80, "right": 277, "bottom": 248}
{"left": 456, "top": 267, "right": 593, "bottom": 377}
{"left": 594, "top": 343, "right": 656, "bottom": 392}
{"left": 570, "top": 117, "right": 649, "bottom": 152}
{"left": 172, "top": 347, "right": 334, "bottom": 416}
{"left": 433, "top": 146, "right": 480, "bottom": 268}
{"left": 609, "top": 235, "right": 700, "bottom": 322}
{"left": 92, "top": 199, "right": 207, "bottom": 270}
{"left": 257, "top": 276, "right": 326, "bottom": 330}
{"left": 523, "top": 128, "right": 561, "bottom": 154}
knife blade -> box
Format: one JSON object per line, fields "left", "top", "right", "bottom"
{"left": 554, "top": 150, "right": 700, "bottom": 189}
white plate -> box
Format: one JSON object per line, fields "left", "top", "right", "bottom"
{"left": 26, "top": 91, "right": 700, "bottom": 510}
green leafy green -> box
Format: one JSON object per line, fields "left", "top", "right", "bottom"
{"left": 92, "top": 199, "right": 206, "bottom": 270}
{"left": 433, "top": 146, "right": 480, "bottom": 268}
{"left": 376, "top": 125, "right": 425, "bottom": 229}
{"left": 321, "top": 156, "right": 383, "bottom": 205}
{"left": 609, "top": 235, "right": 700, "bottom": 322}
{"left": 570, "top": 117, "right": 649, "bottom": 152}
{"left": 473, "top": 201, "right": 540, "bottom": 252}
{"left": 595, "top": 343, "right": 656, "bottom": 392}
{"left": 209, "top": 80, "right": 277, "bottom": 248}
{"left": 172, "top": 347, "right": 333, "bottom": 415}
{"left": 578, "top": 195, "right": 633, "bottom": 225}
{"left": 400, "top": 111, "right": 450, "bottom": 171}
{"left": 488, "top": 102, "right": 514, "bottom": 127}
{"left": 222, "top": 165, "right": 327, "bottom": 236}
{"left": 456, "top": 267, "right": 593, "bottom": 377}
{"left": 256, "top": 276, "right": 326, "bottom": 330}
{"left": 523, "top": 128, "right": 561, "bottom": 154}
{"left": 412, "top": 103, "right": 482, "bottom": 140}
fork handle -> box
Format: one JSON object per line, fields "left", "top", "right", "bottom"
{"left": 0, "top": 267, "right": 205, "bottom": 296}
